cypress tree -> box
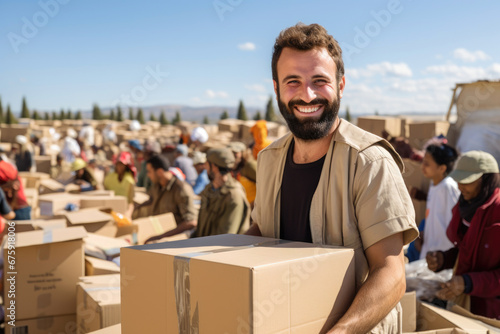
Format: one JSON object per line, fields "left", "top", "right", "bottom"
{"left": 345, "top": 106, "right": 352, "bottom": 122}
{"left": 0, "top": 96, "right": 4, "bottom": 123}
{"left": 253, "top": 111, "right": 262, "bottom": 120}
{"left": 172, "top": 111, "right": 181, "bottom": 125}
{"left": 44, "top": 112, "right": 50, "bottom": 121}
{"left": 203, "top": 116, "right": 209, "bottom": 124}
{"left": 128, "top": 108, "right": 134, "bottom": 120}
{"left": 159, "top": 110, "right": 169, "bottom": 125}
{"left": 150, "top": 113, "right": 157, "bottom": 122}
{"left": 32, "top": 110, "right": 40, "bottom": 120}
{"left": 75, "top": 110, "right": 82, "bottom": 120}
{"left": 92, "top": 104, "right": 102, "bottom": 120}
{"left": 6, "top": 104, "right": 17, "bottom": 124}
{"left": 265, "top": 96, "right": 277, "bottom": 122}
{"left": 236, "top": 100, "right": 248, "bottom": 120}
{"left": 59, "top": 109, "right": 66, "bottom": 120}
{"left": 116, "top": 106, "right": 124, "bottom": 122}
{"left": 137, "top": 108, "right": 145, "bottom": 124}
{"left": 21, "top": 96, "right": 30, "bottom": 118}
{"left": 67, "top": 109, "right": 73, "bottom": 120}
{"left": 52, "top": 111, "right": 58, "bottom": 120}
{"left": 109, "top": 109, "right": 115, "bottom": 121}
{"left": 220, "top": 110, "right": 229, "bottom": 120}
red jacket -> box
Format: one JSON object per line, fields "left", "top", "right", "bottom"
{"left": 446, "top": 187, "right": 500, "bottom": 319}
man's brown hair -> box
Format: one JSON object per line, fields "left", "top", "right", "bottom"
{"left": 271, "top": 23, "right": 344, "bottom": 84}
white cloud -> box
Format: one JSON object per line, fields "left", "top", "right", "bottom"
{"left": 347, "top": 62, "right": 412, "bottom": 79}
{"left": 238, "top": 42, "right": 256, "bottom": 51}
{"left": 245, "top": 84, "right": 267, "bottom": 93}
{"left": 453, "top": 48, "right": 490, "bottom": 62}
{"left": 205, "top": 89, "right": 228, "bottom": 99}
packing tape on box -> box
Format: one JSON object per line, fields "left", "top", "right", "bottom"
{"left": 173, "top": 239, "right": 292, "bottom": 333}
{"left": 43, "top": 230, "right": 53, "bottom": 243}
{"left": 149, "top": 216, "right": 164, "bottom": 235}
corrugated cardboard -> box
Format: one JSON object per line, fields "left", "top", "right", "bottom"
{"left": 77, "top": 274, "right": 121, "bottom": 333}
{"left": 80, "top": 196, "right": 128, "bottom": 214}
{"left": 35, "top": 155, "right": 52, "bottom": 174}
{"left": 87, "top": 324, "right": 121, "bottom": 334}
{"left": 39, "top": 193, "right": 81, "bottom": 216}
{"left": 403, "top": 159, "right": 430, "bottom": 225}
{"left": 401, "top": 291, "right": 417, "bottom": 332}
{"left": 84, "top": 233, "right": 131, "bottom": 260}
{"left": 24, "top": 187, "right": 39, "bottom": 210}
{"left": 85, "top": 256, "right": 120, "bottom": 276}
{"left": 405, "top": 302, "right": 490, "bottom": 334}
{"left": 3, "top": 227, "right": 86, "bottom": 320}
{"left": 132, "top": 213, "right": 182, "bottom": 245}
{"left": 65, "top": 209, "right": 114, "bottom": 232}
{"left": 39, "top": 178, "right": 66, "bottom": 194}
{"left": 0, "top": 124, "right": 29, "bottom": 143}
{"left": 120, "top": 234, "right": 356, "bottom": 334}
{"left": 356, "top": 115, "right": 401, "bottom": 137}
{"left": 4, "top": 313, "right": 77, "bottom": 334}
{"left": 408, "top": 121, "right": 450, "bottom": 150}
{"left": 18, "top": 171, "right": 51, "bottom": 189}
{"left": 133, "top": 191, "right": 149, "bottom": 206}
{"left": 449, "top": 305, "right": 500, "bottom": 333}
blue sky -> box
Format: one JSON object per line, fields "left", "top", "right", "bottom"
{"left": 1, "top": 0, "right": 499, "bottom": 116}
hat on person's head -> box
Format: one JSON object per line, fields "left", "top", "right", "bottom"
{"left": 67, "top": 128, "right": 78, "bottom": 139}
{"left": 191, "top": 127, "right": 209, "bottom": 144}
{"left": 169, "top": 167, "right": 186, "bottom": 181}
{"left": 227, "top": 142, "right": 246, "bottom": 153}
{"left": 128, "top": 139, "right": 143, "bottom": 151}
{"left": 71, "top": 158, "right": 87, "bottom": 171}
{"left": 449, "top": 150, "right": 499, "bottom": 184}
{"left": 15, "top": 135, "right": 28, "bottom": 145}
{"left": 176, "top": 144, "right": 189, "bottom": 156}
{"left": 207, "top": 148, "right": 235, "bottom": 169}
{"left": 192, "top": 151, "right": 207, "bottom": 165}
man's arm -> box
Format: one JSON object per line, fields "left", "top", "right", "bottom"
{"left": 144, "top": 220, "right": 196, "bottom": 244}
{"left": 245, "top": 222, "right": 262, "bottom": 236}
{"left": 327, "top": 232, "right": 406, "bottom": 334}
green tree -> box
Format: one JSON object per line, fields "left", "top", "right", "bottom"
{"left": 116, "top": 106, "right": 124, "bottom": 122}
{"left": 32, "top": 110, "right": 41, "bottom": 120}
{"left": 44, "top": 112, "right": 50, "bottom": 121}
{"left": 374, "top": 110, "right": 379, "bottom": 116}
{"left": 159, "top": 110, "right": 169, "bottom": 125}
{"left": 59, "top": 109, "right": 66, "bottom": 120}
{"left": 92, "top": 104, "right": 102, "bottom": 120}
{"left": 137, "top": 108, "right": 145, "bottom": 124}
{"left": 265, "top": 96, "right": 277, "bottom": 122}
{"left": 52, "top": 111, "right": 58, "bottom": 120}
{"left": 150, "top": 113, "right": 157, "bottom": 122}
{"left": 236, "top": 100, "right": 248, "bottom": 120}
{"left": 220, "top": 110, "right": 229, "bottom": 120}
{"left": 128, "top": 108, "right": 134, "bottom": 120}
{"left": 253, "top": 111, "right": 262, "bottom": 120}
{"left": 67, "top": 109, "right": 73, "bottom": 120}
{"left": 109, "top": 109, "right": 115, "bottom": 121}
{"left": 75, "top": 110, "right": 82, "bottom": 120}
{"left": 345, "top": 106, "right": 352, "bottom": 122}
{"left": 203, "top": 116, "right": 209, "bottom": 124}
{"left": 21, "top": 96, "right": 30, "bottom": 118}
{"left": 172, "top": 111, "right": 181, "bottom": 125}
{"left": 5, "top": 104, "right": 17, "bottom": 124}
{"left": 0, "top": 96, "right": 4, "bottom": 123}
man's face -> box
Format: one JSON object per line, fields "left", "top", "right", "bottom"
{"left": 146, "top": 163, "right": 158, "bottom": 184}
{"left": 274, "top": 47, "right": 345, "bottom": 140}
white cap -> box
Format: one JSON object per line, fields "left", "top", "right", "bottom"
{"left": 192, "top": 151, "right": 207, "bottom": 165}
{"left": 67, "top": 128, "right": 77, "bottom": 138}
{"left": 129, "top": 120, "right": 141, "bottom": 131}
{"left": 15, "top": 135, "right": 28, "bottom": 145}
{"left": 191, "top": 127, "right": 209, "bottom": 144}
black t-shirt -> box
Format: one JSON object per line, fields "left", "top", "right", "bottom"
{"left": 280, "top": 140, "right": 325, "bottom": 243}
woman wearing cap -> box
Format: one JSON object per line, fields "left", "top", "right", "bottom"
{"left": 426, "top": 151, "right": 500, "bottom": 319}
{"left": 104, "top": 152, "right": 136, "bottom": 218}
{"left": 71, "top": 158, "right": 98, "bottom": 191}
{"left": 14, "top": 135, "right": 34, "bottom": 172}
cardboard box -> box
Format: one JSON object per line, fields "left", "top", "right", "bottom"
{"left": 356, "top": 115, "right": 401, "bottom": 137}
{"left": 403, "top": 159, "right": 430, "bottom": 225}
{"left": 120, "top": 234, "right": 356, "bottom": 334}
{"left": 132, "top": 213, "right": 182, "bottom": 245}
{"left": 0, "top": 124, "right": 29, "bottom": 143}
{"left": 3, "top": 227, "right": 86, "bottom": 320}
{"left": 88, "top": 324, "right": 121, "bottom": 334}
{"left": 77, "top": 274, "right": 121, "bottom": 333}
{"left": 40, "top": 178, "right": 67, "bottom": 194}
{"left": 405, "top": 302, "right": 491, "bottom": 334}
{"left": 39, "top": 193, "right": 81, "bottom": 216}
{"left": 401, "top": 291, "right": 417, "bottom": 332}
{"left": 65, "top": 209, "right": 114, "bottom": 232}
{"left": 18, "top": 171, "right": 51, "bottom": 189}
{"left": 407, "top": 121, "right": 450, "bottom": 150}
{"left": 84, "top": 233, "right": 131, "bottom": 260}
{"left": 449, "top": 305, "right": 500, "bottom": 333}
{"left": 35, "top": 155, "right": 53, "bottom": 174}
{"left": 4, "top": 314, "right": 77, "bottom": 334}
{"left": 24, "top": 187, "right": 39, "bottom": 210}
{"left": 85, "top": 256, "right": 120, "bottom": 276}
{"left": 133, "top": 191, "right": 149, "bottom": 206}
{"left": 80, "top": 196, "right": 128, "bottom": 214}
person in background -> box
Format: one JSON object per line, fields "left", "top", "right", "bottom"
{"left": 191, "top": 148, "right": 250, "bottom": 238}
{"left": 71, "top": 158, "right": 98, "bottom": 191}
{"left": 410, "top": 143, "right": 460, "bottom": 260}
{"left": 61, "top": 128, "right": 81, "bottom": 163}
{"left": 191, "top": 151, "right": 210, "bottom": 195}
{"left": 142, "top": 155, "right": 197, "bottom": 243}
{"left": 190, "top": 126, "right": 209, "bottom": 148}
{"left": 128, "top": 139, "right": 144, "bottom": 176}
{"left": 136, "top": 141, "right": 161, "bottom": 191}
{"left": 250, "top": 120, "right": 272, "bottom": 159}
{"left": 427, "top": 151, "right": 500, "bottom": 319}
{"left": 0, "top": 156, "right": 31, "bottom": 220}
{"left": 30, "top": 134, "right": 46, "bottom": 156}
{"left": 14, "top": 135, "right": 34, "bottom": 172}
{"left": 104, "top": 151, "right": 136, "bottom": 218}
{"left": 247, "top": 23, "right": 418, "bottom": 333}
{"left": 227, "top": 142, "right": 247, "bottom": 179}
{"left": 227, "top": 142, "right": 257, "bottom": 206}
{"left": 0, "top": 188, "right": 15, "bottom": 220}
{"left": 173, "top": 144, "right": 197, "bottom": 186}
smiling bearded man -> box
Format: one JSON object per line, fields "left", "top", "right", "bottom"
{"left": 246, "top": 23, "right": 418, "bottom": 334}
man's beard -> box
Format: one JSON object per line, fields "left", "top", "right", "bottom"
{"left": 277, "top": 88, "right": 340, "bottom": 141}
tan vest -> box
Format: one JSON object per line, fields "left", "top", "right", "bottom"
{"left": 251, "top": 120, "right": 418, "bottom": 333}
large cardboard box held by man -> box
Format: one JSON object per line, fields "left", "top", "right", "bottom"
{"left": 77, "top": 274, "right": 121, "bottom": 334}
{"left": 3, "top": 227, "right": 86, "bottom": 321}
{"left": 120, "top": 234, "right": 355, "bottom": 334}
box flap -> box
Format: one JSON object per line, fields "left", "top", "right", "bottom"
{"left": 40, "top": 178, "right": 65, "bottom": 191}
{"left": 450, "top": 305, "right": 500, "bottom": 332}
{"left": 65, "top": 209, "right": 113, "bottom": 225}
{"left": 419, "top": 303, "right": 489, "bottom": 334}
{"left": 11, "top": 226, "right": 87, "bottom": 248}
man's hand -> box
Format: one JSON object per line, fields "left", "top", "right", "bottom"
{"left": 426, "top": 251, "right": 444, "bottom": 272}
{"left": 144, "top": 235, "right": 162, "bottom": 244}
{"left": 436, "top": 275, "right": 465, "bottom": 300}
